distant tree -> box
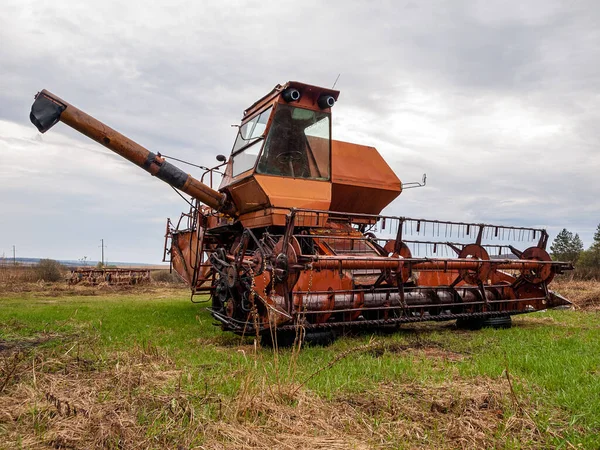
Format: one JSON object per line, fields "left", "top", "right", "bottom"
{"left": 573, "top": 234, "right": 584, "bottom": 255}
{"left": 577, "top": 249, "right": 600, "bottom": 268}
{"left": 579, "top": 223, "right": 600, "bottom": 268}
{"left": 35, "top": 259, "right": 65, "bottom": 282}
{"left": 550, "top": 229, "right": 584, "bottom": 262}
{"left": 96, "top": 262, "right": 104, "bottom": 269}
{"left": 593, "top": 224, "right": 600, "bottom": 249}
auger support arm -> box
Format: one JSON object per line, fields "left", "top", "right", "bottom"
{"left": 30, "top": 90, "right": 237, "bottom": 217}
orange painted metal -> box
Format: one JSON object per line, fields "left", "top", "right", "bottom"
{"left": 330, "top": 141, "right": 402, "bottom": 215}
{"left": 252, "top": 175, "right": 330, "bottom": 210}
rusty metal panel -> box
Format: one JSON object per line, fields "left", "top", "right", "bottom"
{"left": 68, "top": 268, "right": 151, "bottom": 286}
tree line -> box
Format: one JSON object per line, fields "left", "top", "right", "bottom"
{"left": 550, "top": 225, "right": 600, "bottom": 267}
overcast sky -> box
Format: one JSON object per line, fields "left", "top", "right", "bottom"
{"left": 1, "top": 0, "right": 599, "bottom": 264}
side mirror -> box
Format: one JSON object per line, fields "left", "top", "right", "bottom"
{"left": 216, "top": 154, "right": 227, "bottom": 163}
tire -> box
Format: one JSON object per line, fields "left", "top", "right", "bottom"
{"left": 304, "top": 330, "right": 337, "bottom": 346}
{"left": 456, "top": 315, "right": 512, "bottom": 330}
{"left": 482, "top": 315, "right": 512, "bottom": 329}
{"left": 260, "top": 330, "right": 296, "bottom": 348}
{"left": 260, "top": 329, "right": 336, "bottom": 348}
{"left": 456, "top": 317, "right": 484, "bottom": 330}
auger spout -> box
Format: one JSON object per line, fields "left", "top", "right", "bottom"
{"left": 29, "top": 90, "right": 237, "bottom": 217}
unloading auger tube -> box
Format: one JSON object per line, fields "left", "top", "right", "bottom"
{"left": 29, "top": 90, "right": 237, "bottom": 217}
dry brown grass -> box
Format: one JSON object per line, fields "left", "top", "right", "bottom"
{"left": 221, "top": 375, "right": 547, "bottom": 450}
{"left": 0, "top": 279, "right": 188, "bottom": 297}
{"left": 553, "top": 278, "right": 600, "bottom": 311}
{"left": 0, "top": 265, "right": 38, "bottom": 284}
{"left": 0, "top": 331, "right": 564, "bottom": 450}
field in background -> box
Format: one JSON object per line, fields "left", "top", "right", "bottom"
{"left": 0, "top": 277, "right": 598, "bottom": 449}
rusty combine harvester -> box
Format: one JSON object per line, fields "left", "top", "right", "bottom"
{"left": 30, "top": 82, "right": 572, "bottom": 343}
{"left": 68, "top": 268, "right": 151, "bottom": 286}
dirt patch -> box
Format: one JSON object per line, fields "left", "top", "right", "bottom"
{"left": 368, "top": 341, "right": 466, "bottom": 362}
{"left": 0, "top": 334, "right": 57, "bottom": 355}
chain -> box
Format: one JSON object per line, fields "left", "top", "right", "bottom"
{"left": 305, "top": 264, "right": 313, "bottom": 315}
{"left": 248, "top": 266, "right": 257, "bottom": 305}
{"left": 297, "top": 264, "right": 313, "bottom": 325}
{"left": 244, "top": 266, "right": 262, "bottom": 342}
{"left": 307, "top": 263, "right": 314, "bottom": 294}
{"left": 263, "top": 261, "right": 272, "bottom": 303}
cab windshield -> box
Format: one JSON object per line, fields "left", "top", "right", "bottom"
{"left": 257, "top": 105, "right": 330, "bottom": 180}
{"left": 231, "top": 107, "right": 272, "bottom": 177}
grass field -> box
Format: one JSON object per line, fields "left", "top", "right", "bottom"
{"left": 0, "top": 280, "right": 599, "bottom": 449}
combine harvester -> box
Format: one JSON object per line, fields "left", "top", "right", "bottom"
{"left": 30, "top": 82, "right": 572, "bottom": 343}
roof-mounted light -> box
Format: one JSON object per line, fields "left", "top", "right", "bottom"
{"left": 317, "top": 94, "right": 335, "bottom": 109}
{"left": 281, "top": 88, "right": 301, "bottom": 102}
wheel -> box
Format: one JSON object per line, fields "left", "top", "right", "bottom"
{"left": 482, "top": 315, "right": 512, "bottom": 329}
{"left": 304, "top": 330, "right": 337, "bottom": 346}
{"left": 260, "top": 330, "right": 297, "bottom": 348}
{"left": 456, "top": 315, "right": 512, "bottom": 330}
{"left": 456, "top": 317, "right": 484, "bottom": 330}
{"left": 260, "top": 329, "right": 336, "bottom": 347}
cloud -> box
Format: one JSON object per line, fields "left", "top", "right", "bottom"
{"left": 1, "top": 0, "right": 599, "bottom": 262}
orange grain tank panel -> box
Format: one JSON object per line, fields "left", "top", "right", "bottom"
{"left": 330, "top": 140, "right": 402, "bottom": 215}
{"left": 238, "top": 208, "right": 288, "bottom": 228}
{"left": 254, "top": 175, "right": 331, "bottom": 210}
{"left": 225, "top": 176, "right": 269, "bottom": 215}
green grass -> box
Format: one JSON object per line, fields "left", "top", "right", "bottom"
{"left": 1, "top": 290, "right": 599, "bottom": 448}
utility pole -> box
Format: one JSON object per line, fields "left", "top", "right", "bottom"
{"left": 12, "top": 245, "right": 16, "bottom": 265}
{"left": 100, "top": 239, "right": 105, "bottom": 267}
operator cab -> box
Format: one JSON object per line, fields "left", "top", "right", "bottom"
{"left": 223, "top": 81, "right": 338, "bottom": 184}
{"left": 216, "top": 82, "right": 398, "bottom": 226}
